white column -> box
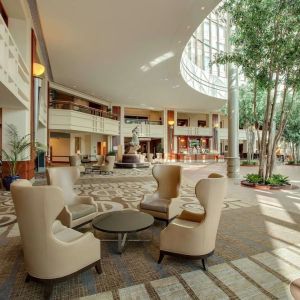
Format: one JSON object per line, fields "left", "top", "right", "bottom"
{"left": 163, "top": 109, "right": 168, "bottom": 159}
{"left": 107, "top": 135, "right": 113, "bottom": 152}
{"left": 173, "top": 110, "right": 178, "bottom": 153}
{"left": 119, "top": 106, "right": 125, "bottom": 154}
{"left": 227, "top": 61, "right": 240, "bottom": 177}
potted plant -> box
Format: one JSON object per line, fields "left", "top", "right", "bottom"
{"left": 156, "top": 143, "right": 164, "bottom": 159}
{"left": 107, "top": 150, "right": 116, "bottom": 157}
{"left": 1, "top": 124, "right": 43, "bottom": 190}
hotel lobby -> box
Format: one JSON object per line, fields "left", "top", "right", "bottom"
{"left": 1, "top": 0, "right": 300, "bottom": 299}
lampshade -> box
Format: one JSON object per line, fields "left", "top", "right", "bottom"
{"left": 168, "top": 120, "right": 175, "bottom": 126}
{"left": 33, "top": 63, "right": 45, "bottom": 77}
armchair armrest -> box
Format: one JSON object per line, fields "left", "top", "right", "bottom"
{"left": 57, "top": 206, "right": 72, "bottom": 227}
{"left": 74, "top": 195, "right": 98, "bottom": 211}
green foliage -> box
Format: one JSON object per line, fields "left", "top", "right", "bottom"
{"left": 266, "top": 174, "right": 289, "bottom": 186}
{"left": 107, "top": 151, "right": 116, "bottom": 156}
{"left": 283, "top": 99, "right": 300, "bottom": 146}
{"left": 156, "top": 143, "right": 164, "bottom": 153}
{"left": 213, "top": 0, "right": 300, "bottom": 180}
{"left": 239, "top": 84, "right": 265, "bottom": 129}
{"left": 244, "top": 173, "right": 263, "bottom": 184}
{"left": 287, "top": 160, "right": 295, "bottom": 165}
{"left": 241, "top": 160, "right": 257, "bottom": 166}
{"left": 1, "top": 124, "right": 44, "bottom": 177}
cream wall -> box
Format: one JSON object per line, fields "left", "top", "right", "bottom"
{"left": 69, "top": 133, "right": 107, "bottom": 156}
{"left": 50, "top": 137, "right": 70, "bottom": 161}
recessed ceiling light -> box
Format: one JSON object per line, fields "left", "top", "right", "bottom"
{"left": 172, "top": 84, "right": 180, "bottom": 88}
{"left": 178, "top": 40, "right": 182, "bottom": 44}
{"left": 201, "top": 6, "right": 205, "bottom": 10}
{"left": 187, "top": 25, "right": 191, "bottom": 29}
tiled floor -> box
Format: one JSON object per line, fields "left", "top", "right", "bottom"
{"left": 80, "top": 243, "right": 300, "bottom": 300}
{"left": 1, "top": 162, "right": 300, "bottom": 299}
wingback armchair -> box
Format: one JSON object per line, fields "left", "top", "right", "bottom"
{"left": 46, "top": 166, "right": 98, "bottom": 228}
{"left": 158, "top": 174, "right": 227, "bottom": 270}
{"left": 138, "top": 165, "right": 182, "bottom": 223}
{"left": 11, "top": 180, "right": 101, "bottom": 299}
{"left": 99, "top": 155, "right": 115, "bottom": 174}
{"left": 69, "top": 155, "right": 85, "bottom": 173}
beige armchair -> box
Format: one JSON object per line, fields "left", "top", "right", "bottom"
{"left": 46, "top": 166, "right": 98, "bottom": 228}
{"left": 69, "top": 155, "right": 85, "bottom": 173}
{"left": 93, "top": 155, "right": 104, "bottom": 168}
{"left": 11, "top": 180, "right": 101, "bottom": 299}
{"left": 99, "top": 155, "right": 115, "bottom": 174}
{"left": 158, "top": 174, "right": 227, "bottom": 270}
{"left": 138, "top": 165, "right": 182, "bottom": 223}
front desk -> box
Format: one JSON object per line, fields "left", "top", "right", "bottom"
{"left": 176, "top": 153, "right": 224, "bottom": 162}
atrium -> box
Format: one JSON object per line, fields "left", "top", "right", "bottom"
{"left": 0, "top": 0, "right": 300, "bottom": 299}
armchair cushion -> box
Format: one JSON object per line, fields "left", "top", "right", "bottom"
{"left": 140, "top": 196, "right": 169, "bottom": 213}
{"left": 177, "top": 210, "right": 205, "bottom": 223}
{"left": 54, "top": 227, "right": 83, "bottom": 243}
{"left": 69, "top": 204, "right": 97, "bottom": 220}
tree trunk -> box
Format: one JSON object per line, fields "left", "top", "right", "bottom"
{"left": 265, "top": 68, "right": 280, "bottom": 179}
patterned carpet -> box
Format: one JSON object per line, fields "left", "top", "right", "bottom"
{"left": 1, "top": 163, "right": 300, "bottom": 299}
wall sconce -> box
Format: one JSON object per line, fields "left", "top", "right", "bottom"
{"left": 33, "top": 63, "right": 45, "bottom": 77}
{"left": 214, "top": 123, "right": 219, "bottom": 128}
{"left": 168, "top": 120, "right": 175, "bottom": 126}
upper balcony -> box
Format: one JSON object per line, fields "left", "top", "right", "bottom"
{"left": 0, "top": 15, "right": 30, "bottom": 109}
{"left": 49, "top": 100, "right": 119, "bottom": 136}
{"left": 122, "top": 123, "right": 164, "bottom": 139}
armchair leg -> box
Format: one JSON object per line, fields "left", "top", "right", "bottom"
{"left": 25, "top": 274, "right": 31, "bottom": 283}
{"left": 95, "top": 260, "right": 102, "bottom": 274}
{"left": 158, "top": 251, "right": 165, "bottom": 264}
{"left": 202, "top": 258, "right": 207, "bottom": 271}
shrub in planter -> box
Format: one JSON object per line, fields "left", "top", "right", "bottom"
{"left": 266, "top": 174, "right": 289, "bottom": 186}
{"left": 241, "top": 160, "right": 257, "bottom": 166}
{"left": 107, "top": 151, "right": 116, "bottom": 156}
{"left": 287, "top": 160, "right": 295, "bottom": 165}
{"left": 244, "top": 173, "right": 263, "bottom": 184}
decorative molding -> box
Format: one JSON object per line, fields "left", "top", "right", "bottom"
{"left": 27, "top": 0, "right": 53, "bottom": 81}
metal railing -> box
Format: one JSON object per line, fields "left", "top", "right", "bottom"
{"left": 49, "top": 100, "right": 118, "bottom": 120}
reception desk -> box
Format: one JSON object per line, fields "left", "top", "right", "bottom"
{"left": 176, "top": 153, "right": 224, "bottom": 162}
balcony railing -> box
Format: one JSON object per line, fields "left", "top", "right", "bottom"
{"left": 124, "top": 118, "right": 162, "bottom": 125}
{"left": 50, "top": 100, "right": 118, "bottom": 120}
{"left": 180, "top": 50, "right": 227, "bottom": 100}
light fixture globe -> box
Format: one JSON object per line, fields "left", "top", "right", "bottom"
{"left": 33, "top": 63, "right": 45, "bottom": 77}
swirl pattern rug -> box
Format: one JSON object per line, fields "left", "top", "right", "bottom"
{"left": 1, "top": 163, "right": 300, "bottom": 299}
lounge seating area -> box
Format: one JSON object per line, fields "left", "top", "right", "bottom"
{"left": 9, "top": 164, "right": 227, "bottom": 299}
{"left": 1, "top": 162, "right": 300, "bottom": 299}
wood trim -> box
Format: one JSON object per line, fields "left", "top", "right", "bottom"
{"left": 0, "top": 1, "right": 8, "bottom": 26}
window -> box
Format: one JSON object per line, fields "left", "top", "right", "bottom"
{"left": 189, "top": 9, "right": 227, "bottom": 77}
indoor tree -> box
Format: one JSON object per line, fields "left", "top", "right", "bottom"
{"left": 283, "top": 99, "right": 300, "bottom": 162}
{"left": 214, "top": 0, "right": 300, "bottom": 182}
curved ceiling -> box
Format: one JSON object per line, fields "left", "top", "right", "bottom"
{"left": 37, "top": 0, "right": 224, "bottom": 112}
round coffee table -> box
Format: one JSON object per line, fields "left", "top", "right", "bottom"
{"left": 92, "top": 210, "right": 154, "bottom": 253}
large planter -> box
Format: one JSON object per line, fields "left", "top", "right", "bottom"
{"left": 2, "top": 175, "right": 20, "bottom": 191}
{"left": 240, "top": 180, "right": 293, "bottom": 190}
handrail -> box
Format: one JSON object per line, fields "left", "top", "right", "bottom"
{"left": 49, "top": 100, "right": 118, "bottom": 120}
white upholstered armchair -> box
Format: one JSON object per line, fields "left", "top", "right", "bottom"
{"left": 138, "top": 165, "right": 182, "bottom": 223}
{"left": 46, "top": 166, "right": 98, "bottom": 228}
{"left": 11, "top": 180, "right": 101, "bottom": 299}
{"left": 158, "top": 174, "right": 227, "bottom": 270}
